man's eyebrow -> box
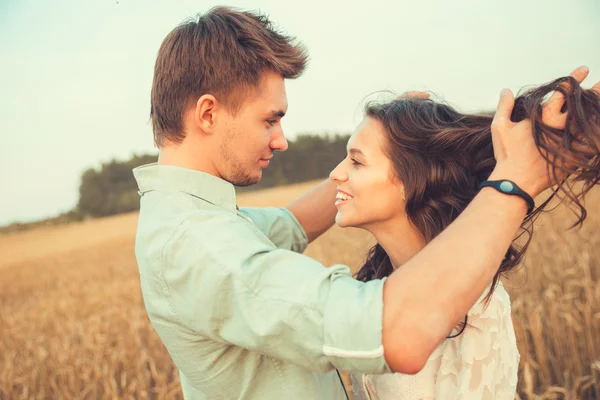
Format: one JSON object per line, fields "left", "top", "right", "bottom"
{"left": 270, "top": 110, "right": 286, "bottom": 118}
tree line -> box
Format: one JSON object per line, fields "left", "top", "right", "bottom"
{"left": 2, "top": 133, "right": 350, "bottom": 233}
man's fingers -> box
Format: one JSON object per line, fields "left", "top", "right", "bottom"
{"left": 543, "top": 67, "right": 593, "bottom": 129}
{"left": 492, "top": 88, "right": 515, "bottom": 125}
{"left": 543, "top": 112, "right": 568, "bottom": 130}
{"left": 592, "top": 80, "right": 600, "bottom": 96}
{"left": 544, "top": 66, "right": 589, "bottom": 113}
{"left": 401, "top": 91, "right": 430, "bottom": 99}
{"left": 490, "top": 88, "right": 515, "bottom": 160}
{"left": 490, "top": 122, "right": 503, "bottom": 160}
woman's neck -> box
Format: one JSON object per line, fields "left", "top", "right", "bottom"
{"left": 369, "top": 217, "right": 425, "bottom": 270}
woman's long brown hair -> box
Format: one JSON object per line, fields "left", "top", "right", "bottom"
{"left": 356, "top": 77, "right": 600, "bottom": 313}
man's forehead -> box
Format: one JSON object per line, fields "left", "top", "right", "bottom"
{"left": 259, "top": 95, "right": 288, "bottom": 115}
{"left": 252, "top": 79, "right": 288, "bottom": 111}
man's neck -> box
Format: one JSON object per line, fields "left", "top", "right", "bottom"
{"left": 158, "top": 140, "right": 220, "bottom": 178}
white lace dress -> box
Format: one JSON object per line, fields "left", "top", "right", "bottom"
{"left": 351, "top": 282, "right": 520, "bottom": 400}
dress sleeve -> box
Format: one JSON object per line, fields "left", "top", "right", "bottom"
{"left": 435, "top": 285, "right": 520, "bottom": 399}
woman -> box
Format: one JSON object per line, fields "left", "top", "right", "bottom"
{"left": 329, "top": 76, "right": 600, "bottom": 399}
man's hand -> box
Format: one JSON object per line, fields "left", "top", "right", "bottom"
{"left": 400, "top": 91, "right": 430, "bottom": 99}
{"left": 488, "top": 66, "right": 599, "bottom": 198}
{"left": 542, "top": 67, "right": 597, "bottom": 129}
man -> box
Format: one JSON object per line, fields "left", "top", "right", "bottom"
{"left": 133, "top": 6, "right": 594, "bottom": 399}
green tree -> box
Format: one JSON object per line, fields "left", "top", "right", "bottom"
{"left": 76, "top": 133, "right": 350, "bottom": 217}
{"left": 77, "top": 154, "right": 157, "bottom": 217}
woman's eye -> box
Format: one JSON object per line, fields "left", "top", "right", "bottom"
{"left": 350, "top": 158, "right": 361, "bottom": 166}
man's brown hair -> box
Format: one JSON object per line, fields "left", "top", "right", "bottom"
{"left": 150, "top": 6, "right": 308, "bottom": 147}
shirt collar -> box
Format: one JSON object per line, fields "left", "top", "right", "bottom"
{"left": 133, "top": 163, "right": 237, "bottom": 213}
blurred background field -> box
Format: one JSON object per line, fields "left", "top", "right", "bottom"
{"left": 1, "top": 181, "right": 599, "bottom": 399}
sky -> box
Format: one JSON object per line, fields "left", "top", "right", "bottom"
{"left": 0, "top": 0, "right": 599, "bottom": 226}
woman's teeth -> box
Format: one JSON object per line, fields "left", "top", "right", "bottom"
{"left": 335, "top": 192, "right": 352, "bottom": 204}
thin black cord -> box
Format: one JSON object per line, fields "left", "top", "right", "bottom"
{"left": 333, "top": 316, "right": 467, "bottom": 400}
{"left": 336, "top": 369, "right": 350, "bottom": 400}
{"left": 447, "top": 314, "right": 468, "bottom": 339}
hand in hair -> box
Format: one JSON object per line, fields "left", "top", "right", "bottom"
{"left": 400, "top": 91, "right": 431, "bottom": 100}
{"left": 488, "top": 66, "right": 600, "bottom": 207}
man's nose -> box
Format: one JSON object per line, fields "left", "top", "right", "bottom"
{"left": 270, "top": 129, "right": 288, "bottom": 152}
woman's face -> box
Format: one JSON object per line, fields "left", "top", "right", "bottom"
{"left": 329, "top": 117, "right": 407, "bottom": 229}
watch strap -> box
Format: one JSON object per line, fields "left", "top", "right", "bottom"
{"left": 479, "top": 180, "right": 535, "bottom": 215}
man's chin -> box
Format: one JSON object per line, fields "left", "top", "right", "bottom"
{"left": 231, "top": 172, "right": 262, "bottom": 187}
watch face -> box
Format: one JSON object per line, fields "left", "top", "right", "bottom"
{"left": 500, "top": 181, "right": 514, "bottom": 192}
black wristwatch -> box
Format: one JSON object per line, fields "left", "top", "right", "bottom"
{"left": 479, "top": 180, "right": 535, "bottom": 215}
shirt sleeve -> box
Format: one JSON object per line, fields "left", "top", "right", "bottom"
{"left": 434, "top": 286, "right": 520, "bottom": 399}
{"left": 161, "top": 210, "right": 391, "bottom": 375}
{"left": 237, "top": 207, "right": 308, "bottom": 253}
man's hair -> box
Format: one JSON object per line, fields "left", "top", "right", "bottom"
{"left": 150, "top": 6, "right": 308, "bottom": 147}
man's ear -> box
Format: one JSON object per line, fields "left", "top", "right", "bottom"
{"left": 194, "top": 94, "right": 219, "bottom": 133}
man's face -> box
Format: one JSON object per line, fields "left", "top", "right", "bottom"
{"left": 217, "top": 71, "right": 289, "bottom": 186}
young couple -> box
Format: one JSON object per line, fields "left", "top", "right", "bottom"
{"left": 133, "top": 6, "right": 600, "bottom": 400}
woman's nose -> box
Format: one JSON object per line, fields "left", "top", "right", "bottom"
{"left": 329, "top": 160, "right": 347, "bottom": 182}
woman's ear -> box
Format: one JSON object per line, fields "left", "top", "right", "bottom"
{"left": 398, "top": 181, "right": 406, "bottom": 202}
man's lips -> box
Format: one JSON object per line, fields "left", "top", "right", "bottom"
{"left": 259, "top": 157, "right": 272, "bottom": 166}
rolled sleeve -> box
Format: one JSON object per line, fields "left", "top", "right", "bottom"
{"left": 322, "top": 273, "right": 390, "bottom": 373}
{"left": 162, "top": 211, "right": 391, "bottom": 375}
{"left": 238, "top": 207, "right": 308, "bottom": 253}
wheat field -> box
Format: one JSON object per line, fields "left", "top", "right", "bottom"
{"left": 1, "top": 181, "right": 599, "bottom": 399}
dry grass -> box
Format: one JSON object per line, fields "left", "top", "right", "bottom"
{"left": 1, "top": 180, "right": 599, "bottom": 399}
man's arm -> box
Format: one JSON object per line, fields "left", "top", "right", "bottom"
{"left": 382, "top": 67, "right": 598, "bottom": 373}
{"left": 286, "top": 178, "right": 338, "bottom": 243}
{"left": 383, "top": 184, "right": 528, "bottom": 373}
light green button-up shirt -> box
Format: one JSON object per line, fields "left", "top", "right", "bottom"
{"left": 133, "top": 163, "right": 391, "bottom": 400}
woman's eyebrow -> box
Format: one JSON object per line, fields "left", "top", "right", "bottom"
{"left": 348, "top": 148, "right": 365, "bottom": 157}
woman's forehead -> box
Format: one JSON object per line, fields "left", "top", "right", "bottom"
{"left": 348, "top": 118, "right": 387, "bottom": 155}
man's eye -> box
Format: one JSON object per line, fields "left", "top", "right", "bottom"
{"left": 267, "top": 120, "right": 277, "bottom": 126}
